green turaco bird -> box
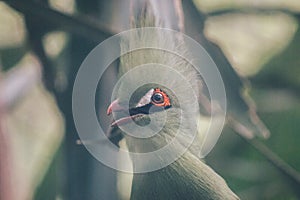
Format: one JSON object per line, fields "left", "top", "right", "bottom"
{"left": 106, "top": 1, "right": 239, "bottom": 199}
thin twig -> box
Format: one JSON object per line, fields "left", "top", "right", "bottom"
{"left": 25, "top": 16, "right": 56, "bottom": 93}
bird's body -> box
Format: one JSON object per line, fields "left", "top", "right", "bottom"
{"left": 130, "top": 150, "right": 239, "bottom": 200}
{"left": 107, "top": 1, "right": 240, "bottom": 199}
{"left": 122, "top": 107, "right": 238, "bottom": 200}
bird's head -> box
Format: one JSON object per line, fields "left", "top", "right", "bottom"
{"left": 106, "top": 56, "right": 201, "bottom": 155}
{"left": 105, "top": 3, "right": 202, "bottom": 156}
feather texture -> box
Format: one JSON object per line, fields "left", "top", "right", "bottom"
{"left": 111, "top": 1, "right": 240, "bottom": 199}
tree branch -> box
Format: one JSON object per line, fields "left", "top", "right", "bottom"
{"left": 2, "top": 0, "right": 116, "bottom": 42}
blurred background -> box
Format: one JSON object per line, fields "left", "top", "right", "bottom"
{"left": 0, "top": 0, "right": 300, "bottom": 199}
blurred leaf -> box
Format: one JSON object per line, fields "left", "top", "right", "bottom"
{"left": 5, "top": 63, "right": 64, "bottom": 199}
{"left": 254, "top": 20, "right": 300, "bottom": 89}
{"left": 0, "top": 2, "right": 26, "bottom": 48}
{"left": 204, "top": 12, "right": 297, "bottom": 77}
{"left": 193, "top": 0, "right": 300, "bottom": 13}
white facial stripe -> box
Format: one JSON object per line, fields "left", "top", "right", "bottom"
{"left": 136, "top": 89, "right": 154, "bottom": 107}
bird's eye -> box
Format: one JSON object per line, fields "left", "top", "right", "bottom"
{"left": 152, "top": 93, "right": 164, "bottom": 104}
{"left": 151, "top": 88, "right": 171, "bottom": 108}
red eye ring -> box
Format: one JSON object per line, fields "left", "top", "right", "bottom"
{"left": 151, "top": 88, "right": 171, "bottom": 107}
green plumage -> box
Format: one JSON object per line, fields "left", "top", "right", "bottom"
{"left": 111, "top": 2, "right": 240, "bottom": 199}
{"left": 131, "top": 152, "right": 239, "bottom": 200}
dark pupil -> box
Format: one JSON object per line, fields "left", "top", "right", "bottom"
{"left": 152, "top": 93, "right": 163, "bottom": 103}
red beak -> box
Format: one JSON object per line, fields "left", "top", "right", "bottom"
{"left": 107, "top": 99, "right": 138, "bottom": 127}
{"left": 106, "top": 99, "right": 126, "bottom": 115}
{"left": 107, "top": 99, "right": 151, "bottom": 127}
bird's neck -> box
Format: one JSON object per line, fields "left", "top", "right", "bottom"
{"left": 129, "top": 150, "right": 239, "bottom": 200}
{"left": 125, "top": 131, "right": 239, "bottom": 200}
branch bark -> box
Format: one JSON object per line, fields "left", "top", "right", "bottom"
{"left": 2, "top": 0, "right": 115, "bottom": 42}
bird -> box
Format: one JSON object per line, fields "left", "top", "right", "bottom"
{"left": 106, "top": 1, "right": 239, "bottom": 199}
